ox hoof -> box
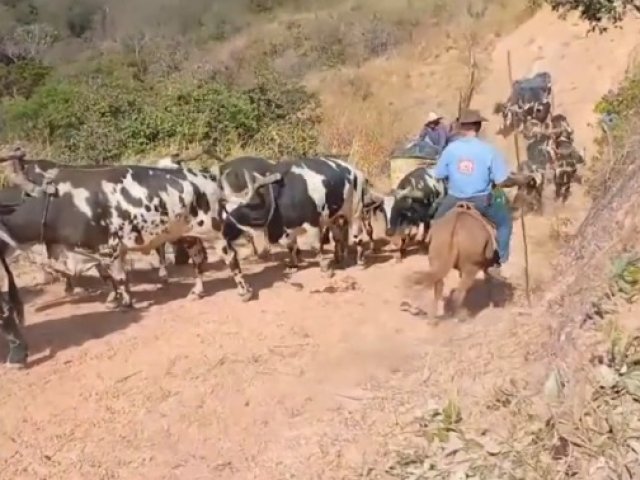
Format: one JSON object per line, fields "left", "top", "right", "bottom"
{"left": 106, "top": 291, "right": 119, "bottom": 304}
{"left": 239, "top": 288, "right": 254, "bottom": 302}
{"left": 117, "top": 301, "right": 135, "bottom": 311}
{"left": 322, "top": 268, "right": 335, "bottom": 279}
{"left": 394, "top": 256, "right": 403, "bottom": 264}
{"left": 188, "top": 291, "right": 204, "bottom": 301}
{"left": 6, "top": 344, "right": 28, "bottom": 368}
{"left": 357, "top": 261, "right": 367, "bottom": 270}
{"left": 284, "top": 266, "right": 299, "bottom": 275}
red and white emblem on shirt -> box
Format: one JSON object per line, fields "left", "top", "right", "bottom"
{"left": 457, "top": 158, "right": 475, "bottom": 175}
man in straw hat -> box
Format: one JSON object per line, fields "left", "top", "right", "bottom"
{"left": 431, "top": 109, "right": 533, "bottom": 278}
{"left": 418, "top": 111, "right": 449, "bottom": 152}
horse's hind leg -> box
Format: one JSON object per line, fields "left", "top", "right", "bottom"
{"left": 432, "top": 278, "right": 445, "bottom": 318}
{"left": 449, "top": 267, "right": 477, "bottom": 321}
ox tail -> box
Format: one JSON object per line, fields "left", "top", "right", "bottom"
{"left": 0, "top": 254, "right": 24, "bottom": 326}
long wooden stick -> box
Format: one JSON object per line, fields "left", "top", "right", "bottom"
{"left": 507, "top": 50, "right": 531, "bottom": 306}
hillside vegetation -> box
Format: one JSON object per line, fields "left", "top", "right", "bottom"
{"left": 0, "top": 0, "right": 535, "bottom": 173}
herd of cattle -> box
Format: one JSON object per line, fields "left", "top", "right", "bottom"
{"left": 0, "top": 71, "right": 584, "bottom": 368}
{"left": 494, "top": 70, "right": 585, "bottom": 211}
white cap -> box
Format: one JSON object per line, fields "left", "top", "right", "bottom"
{"left": 425, "top": 111, "right": 443, "bottom": 123}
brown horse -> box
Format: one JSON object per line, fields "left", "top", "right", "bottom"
{"left": 413, "top": 202, "right": 499, "bottom": 320}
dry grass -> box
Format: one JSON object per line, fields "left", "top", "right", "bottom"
{"left": 385, "top": 316, "right": 640, "bottom": 479}
{"left": 309, "top": 0, "right": 536, "bottom": 182}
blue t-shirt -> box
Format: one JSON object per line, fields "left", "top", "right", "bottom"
{"left": 433, "top": 137, "right": 509, "bottom": 198}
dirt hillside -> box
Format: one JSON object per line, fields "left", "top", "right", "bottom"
{"left": 1, "top": 8, "right": 640, "bottom": 480}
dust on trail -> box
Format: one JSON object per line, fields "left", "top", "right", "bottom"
{"left": 1, "top": 9, "right": 639, "bottom": 480}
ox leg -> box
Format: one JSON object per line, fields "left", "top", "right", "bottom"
{"left": 418, "top": 223, "right": 429, "bottom": 252}
{"left": 1, "top": 311, "right": 28, "bottom": 367}
{"left": 213, "top": 239, "right": 253, "bottom": 302}
{"left": 173, "top": 241, "right": 191, "bottom": 266}
{"left": 350, "top": 221, "right": 366, "bottom": 268}
{"left": 283, "top": 232, "right": 300, "bottom": 274}
{"left": 309, "top": 226, "right": 334, "bottom": 277}
{"left": 155, "top": 245, "right": 169, "bottom": 285}
{"left": 64, "top": 276, "right": 75, "bottom": 294}
{"left": 107, "top": 250, "right": 133, "bottom": 309}
{"left": 364, "top": 217, "right": 378, "bottom": 253}
{"left": 185, "top": 240, "right": 207, "bottom": 300}
{"left": 395, "top": 236, "right": 408, "bottom": 262}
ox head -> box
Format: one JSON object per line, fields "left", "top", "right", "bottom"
{"left": 155, "top": 149, "right": 202, "bottom": 169}
{"left": 381, "top": 187, "right": 428, "bottom": 241}
{"left": 0, "top": 148, "right": 57, "bottom": 197}
{"left": 512, "top": 166, "right": 544, "bottom": 215}
{"left": 221, "top": 170, "right": 283, "bottom": 249}
{"left": 493, "top": 102, "right": 521, "bottom": 136}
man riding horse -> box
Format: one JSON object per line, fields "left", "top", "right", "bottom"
{"left": 431, "top": 109, "right": 533, "bottom": 278}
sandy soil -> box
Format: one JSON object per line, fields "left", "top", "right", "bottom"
{"left": 1, "top": 8, "right": 640, "bottom": 480}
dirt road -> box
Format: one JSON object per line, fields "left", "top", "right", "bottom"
{"left": 1, "top": 8, "right": 639, "bottom": 480}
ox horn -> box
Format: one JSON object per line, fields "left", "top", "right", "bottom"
{"left": 0, "top": 148, "right": 26, "bottom": 163}
{"left": 236, "top": 170, "right": 282, "bottom": 204}
{"left": 395, "top": 187, "right": 423, "bottom": 200}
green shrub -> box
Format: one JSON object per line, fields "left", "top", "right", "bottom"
{"left": 0, "top": 57, "right": 321, "bottom": 163}
{"left": 0, "top": 58, "right": 52, "bottom": 98}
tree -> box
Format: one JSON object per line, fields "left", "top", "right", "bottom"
{"left": 545, "top": 0, "right": 640, "bottom": 31}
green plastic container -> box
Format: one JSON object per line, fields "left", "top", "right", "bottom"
{"left": 492, "top": 187, "right": 509, "bottom": 213}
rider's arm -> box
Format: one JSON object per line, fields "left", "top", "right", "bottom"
{"left": 489, "top": 146, "right": 530, "bottom": 188}
{"left": 417, "top": 125, "right": 428, "bottom": 141}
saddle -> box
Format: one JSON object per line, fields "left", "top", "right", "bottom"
{"left": 451, "top": 202, "right": 498, "bottom": 254}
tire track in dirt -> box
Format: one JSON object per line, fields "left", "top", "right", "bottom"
{"left": 1, "top": 9, "right": 640, "bottom": 480}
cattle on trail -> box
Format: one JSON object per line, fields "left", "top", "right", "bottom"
{"left": 374, "top": 166, "right": 446, "bottom": 261}
{"left": 494, "top": 71, "right": 553, "bottom": 137}
{"left": 548, "top": 138, "right": 585, "bottom": 203}
{"left": 548, "top": 113, "right": 574, "bottom": 143}
{"left": 222, "top": 156, "right": 370, "bottom": 276}
{"left": 0, "top": 154, "right": 204, "bottom": 295}
{"left": 218, "top": 155, "right": 281, "bottom": 259}
{"left": 405, "top": 202, "right": 500, "bottom": 321}
{"left": 0, "top": 151, "right": 259, "bottom": 308}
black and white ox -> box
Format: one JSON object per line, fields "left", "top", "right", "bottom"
{"left": 548, "top": 138, "right": 585, "bottom": 203}
{"left": 0, "top": 152, "right": 264, "bottom": 308}
{"left": 374, "top": 166, "right": 445, "bottom": 260}
{"left": 494, "top": 72, "right": 552, "bottom": 137}
{"left": 548, "top": 113, "right": 574, "bottom": 143}
{"left": 222, "top": 156, "right": 371, "bottom": 275}
{"left": 0, "top": 154, "right": 204, "bottom": 295}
